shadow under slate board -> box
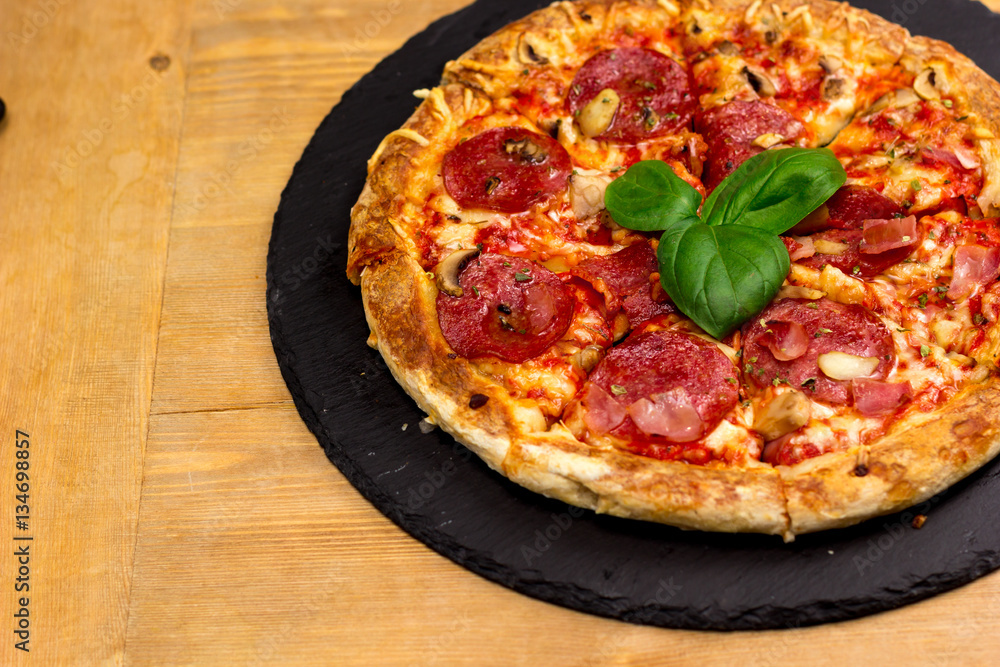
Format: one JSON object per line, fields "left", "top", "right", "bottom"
{"left": 266, "top": 0, "right": 1000, "bottom": 630}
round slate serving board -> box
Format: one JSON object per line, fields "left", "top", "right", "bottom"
{"left": 267, "top": 0, "right": 1000, "bottom": 630}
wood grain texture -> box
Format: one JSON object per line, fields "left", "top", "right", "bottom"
{"left": 0, "top": 0, "right": 999, "bottom": 664}
{"left": 0, "top": 0, "right": 193, "bottom": 663}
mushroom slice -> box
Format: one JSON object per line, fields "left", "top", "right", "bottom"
{"left": 892, "top": 87, "right": 921, "bottom": 108}
{"left": 869, "top": 87, "right": 920, "bottom": 113}
{"left": 434, "top": 248, "right": 481, "bottom": 297}
{"left": 754, "top": 390, "right": 812, "bottom": 441}
{"left": 717, "top": 40, "right": 740, "bottom": 56}
{"left": 504, "top": 137, "right": 547, "bottom": 164}
{"left": 817, "top": 351, "right": 880, "bottom": 381}
{"left": 577, "top": 88, "right": 620, "bottom": 138}
{"left": 571, "top": 345, "right": 604, "bottom": 373}
{"left": 752, "top": 133, "right": 786, "bottom": 149}
{"left": 517, "top": 32, "right": 549, "bottom": 65}
{"left": 569, "top": 170, "right": 613, "bottom": 220}
{"left": 913, "top": 66, "right": 945, "bottom": 101}
{"left": 743, "top": 66, "right": 777, "bottom": 97}
{"left": 819, "top": 55, "right": 843, "bottom": 73}
{"left": 822, "top": 77, "right": 847, "bottom": 101}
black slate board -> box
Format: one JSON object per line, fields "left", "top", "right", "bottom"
{"left": 267, "top": 0, "right": 1000, "bottom": 630}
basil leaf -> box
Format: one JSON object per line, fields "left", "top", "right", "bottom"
{"left": 700, "top": 147, "right": 846, "bottom": 234}
{"left": 604, "top": 160, "right": 702, "bottom": 231}
{"left": 657, "top": 218, "right": 790, "bottom": 339}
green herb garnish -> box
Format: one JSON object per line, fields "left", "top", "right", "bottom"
{"left": 605, "top": 149, "right": 846, "bottom": 338}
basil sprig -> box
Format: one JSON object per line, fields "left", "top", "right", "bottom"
{"left": 604, "top": 148, "right": 846, "bottom": 339}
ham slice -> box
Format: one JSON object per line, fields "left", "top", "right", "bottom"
{"left": 852, "top": 379, "right": 913, "bottom": 416}
{"left": 788, "top": 236, "right": 816, "bottom": 261}
{"left": 947, "top": 244, "right": 1000, "bottom": 300}
{"left": 581, "top": 383, "right": 628, "bottom": 434}
{"left": 860, "top": 216, "right": 918, "bottom": 255}
{"left": 766, "top": 321, "right": 810, "bottom": 361}
{"left": 626, "top": 388, "right": 704, "bottom": 442}
{"left": 923, "top": 145, "right": 980, "bottom": 171}
{"left": 761, "top": 432, "right": 795, "bottom": 465}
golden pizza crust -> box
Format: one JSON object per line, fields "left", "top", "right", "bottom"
{"left": 348, "top": 85, "right": 496, "bottom": 284}
{"left": 782, "top": 382, "right": 1000, "bottom": 534}
{"left": 348, "top": 0, "right": 1000, "bottom": 539}
{"left": 442, "top": 0, "right": 686, "bottom": 100}
{"left": 684, "top": 0, "right": 908, "bottom": 64}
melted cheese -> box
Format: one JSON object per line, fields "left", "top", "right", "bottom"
{"left": 832, "top": 97, "right": 985, "bottom": 211}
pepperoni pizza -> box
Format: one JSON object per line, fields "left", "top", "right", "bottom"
{"left": 347, "top": 0, "right": 1000, "bottom": 539}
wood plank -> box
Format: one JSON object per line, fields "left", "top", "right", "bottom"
{"left": 145, "top": 0, "right": 471, "bottom": 416}
{"left": 123, "top": 0, "right": 471, "bottom": 661}
{"left": 0, "top": 0, "right": 193, "bottom": 663}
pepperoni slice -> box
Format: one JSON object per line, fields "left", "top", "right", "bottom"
{"left": 824, "top": 185, "right": 904, "bottom": 230}
{"left": 795, "top": 228, "right": 915, "bottom": 278}
{"left": 621, "top": 288, "right": 676, "bottom": 329}
{"left": 436, "top": 253, "right": 573, "bottom": 362}
{"left": 566, "top": 47, "right": 695, "bottom": 143}
{"left": 580, "top": 330, "right": 739, "bottom": 447}
{"left": 793, "top": 185, "right": 905, "bottom": 234}
{"left": 442, "top": 127, "right": 572, "bottom": 214}
{"left": 742, "top": 298, "right": 894, "bottom": 405}
{"left": 569, "top": 243, "right": 674, "bottom": 327}
{"left": 695, "top": 101, "right": 805, "bottom": 190}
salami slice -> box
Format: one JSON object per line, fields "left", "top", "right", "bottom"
{"left": 580, "top": 329, "right": 738, "bottom": 448}
{"left": 824, "top": 185, "right": 904, "bottom": 230}
{"left": 794, "top": 227, "right": 915, "bottom": 278}
{"left": 442, "top": 127, "right": 572, "bottom": 214}
{"left": 742, "top": 298, "right": 894, "bottom": 405}
{"left": 696, "top": 101, "right": 804, "bottom": 190}
{"left": 792, "top": 185, "right": 905, "bottom": 234}
{"left": 436, "top": 253, "right": 573, "bottom": 362}
{"left": 566, "top": 47, "right": 695, "bottom": 143}
{"left": 569, "top": 243, "right": 674, "bottom": 327}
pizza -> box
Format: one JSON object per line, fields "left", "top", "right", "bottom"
{"left": 346, "top": 0, "right": 1000, "bottom": 540}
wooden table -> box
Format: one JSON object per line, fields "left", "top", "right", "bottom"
{"left": 3, "top": 0, "right": 1000, "bottom": 663}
